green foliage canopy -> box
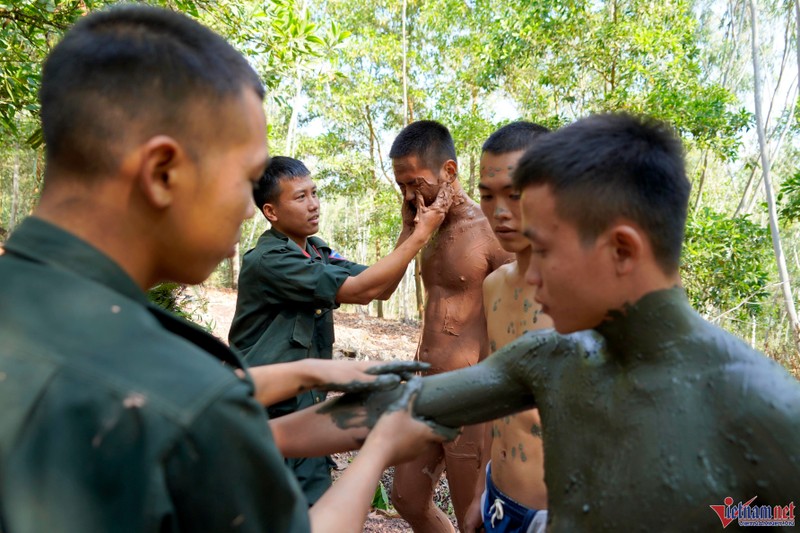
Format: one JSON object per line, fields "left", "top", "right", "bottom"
{"left": 681, "top": 207, "right": 772, "bottom": 320}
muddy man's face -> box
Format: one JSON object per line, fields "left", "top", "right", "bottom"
{"left": 392, "top": 155, "right": 452, "bottom": 208}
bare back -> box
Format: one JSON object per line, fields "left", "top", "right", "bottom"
{"left": 417, "top": 197, "right": 510, "bottom": 373}
{"left": 483, "top": 260, "right": 552, "bottom": 510}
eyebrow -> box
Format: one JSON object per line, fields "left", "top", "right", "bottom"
{"left": 478, "top": 183, "right": 515, "bottom": 190}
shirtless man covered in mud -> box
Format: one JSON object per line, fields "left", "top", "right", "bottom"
{"left": 464, "top": 122, "right": 552, "bottom": 533}
{"left": 304, "top": 113, "right": 800, "bottom": 531}
{"left": 389, "top": 120, "right": 511, "bottom": 532}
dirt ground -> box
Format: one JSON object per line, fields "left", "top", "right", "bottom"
{"left": 195, "top": 287, "right": 457, "bottom": 532}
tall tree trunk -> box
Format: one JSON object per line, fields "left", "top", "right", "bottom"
{"left": 402, "top": 0, "right": 409, "bottom": 127}
{"left": 468, "top": 152, "right": 476, "bottom": 198}
{"left": 748, "top": 0, "right": 800, "bottom": 354}
{"left": 375, "top": 238, "right": 384, "bottom": 318}
{"left": 285, "top": 70, "right": 303, "bottom": 157}
{"left": 401, "top": 265, "right": 410, "bottom": 322}
{"left": 401, "top": 0, "right": 422, "bottom": 316}
{"left": 734, "top": 162, "right": 758, "bottom": 217}
{"left": 796, "top": 0, "right": 800, "bottom": 79}
{"left": 10, "top": 148, "right": 20, "bottom": 230}
{"left": 692, "top": 150, "right": 709, "bottom": 212}
{"left": 414, "top": 252, "right": 423, "bottom": 320}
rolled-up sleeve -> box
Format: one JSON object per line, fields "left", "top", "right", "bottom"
{"left": 257, "top": 247, "right": 355, "bottom": 307}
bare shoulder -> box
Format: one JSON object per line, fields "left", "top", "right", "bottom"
{"left": 484, "top": 262, "right": 515, "bottom": 289}
{"left": 483, "top": 263, "right": 519, "bottom": 323}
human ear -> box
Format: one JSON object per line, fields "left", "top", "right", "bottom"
{"left": 608, "top": 224, "right": 644, "bottom": 275}
{"left": 263, "top": 202, "right": 278, "bottom": 223}
{"left": 135, "top": 135, "right": 186, "bottom": 209}
{"left": 442, "top": 159, "right": 457, "bottom": 184}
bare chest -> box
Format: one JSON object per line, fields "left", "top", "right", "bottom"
{"left": 421, "top": 218, "right": 494, "bottom": 292}
{"left": 486, "top": 288, "right": 546, "bottom": 352}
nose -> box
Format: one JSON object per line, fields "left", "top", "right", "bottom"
{"left": 310, "top": 195, "right": 320, "bottom": 212}
{"left": 404, "top": 188, "right": 416, "bottom": 203}
{"left": 494, "top": 203, "right": 510, "bottom": 220}
{"left": 525, "top": 259, "right": 542, "bottom": 288}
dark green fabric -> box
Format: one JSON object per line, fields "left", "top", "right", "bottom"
{"left": 285, "top": 456, "right": 336, "bottom": 505}
{"left": 229, "top": 227, "right": 366, "bottom": 502}
{"left": 0, "top": 217, "right": 310, "bottom": 533}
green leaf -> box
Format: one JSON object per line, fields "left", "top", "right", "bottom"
{"left": 371, "top": 481, "right": 389, "bottom": 510}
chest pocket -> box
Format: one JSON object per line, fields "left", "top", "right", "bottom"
{"left": 291, "top": 313, "right": 314, "bottom": 349}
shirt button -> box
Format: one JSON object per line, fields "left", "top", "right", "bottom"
{"left": 315, "top": 396, "right": 321, "bottom": 403}
{"left": 315, "top": 309, "right": 322, "bottom": 316}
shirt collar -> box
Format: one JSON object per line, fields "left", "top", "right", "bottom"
{"left": 265, "top": 227, "right": 329, "bottom": 256}
{"left": 4, "top": 216, "right": 148, "bottom": 305}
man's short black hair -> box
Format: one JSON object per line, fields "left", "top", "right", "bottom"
{"left": 40, "top": 4, "right": 264, "bottom": 180}
{"left": 389, "top": 120, "right": 457, "bottom": 171}
{"left": 482, "top": 121, "right": 550, "bottom": 154}
{"left": 513, "top": 113, "right": 690, "bottom": 274}
{"left": 254, "top": 156, "right": 310, "bottom": 210}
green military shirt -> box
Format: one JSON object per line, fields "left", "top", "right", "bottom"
{"left": 228, "top": 228, "right": 367, "bottom": 504}
{"left": 0, "top": 217, "right": 310, "bottom": 533}
{"left": 229, "top": 227, "right": 367, "bottom": 416}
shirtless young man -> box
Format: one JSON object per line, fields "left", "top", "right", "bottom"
{"left": 309, "top": 113, "right": 800, "bottom": 531}
{"left": 389, "top": 120, "right": 511, "bottom": 532}
{"left": 464, "top": 122, "right": 552, "bottom": 533}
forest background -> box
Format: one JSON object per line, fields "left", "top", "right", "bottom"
{"left": 1, "top": 0, "right": 800, "bottom": 370}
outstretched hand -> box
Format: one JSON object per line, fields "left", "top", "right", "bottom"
{"left": 248, "top": 359, "right": 429, "bottom": 407}
{"left": 316, "top": 360, "right": 431, "bottom": 394}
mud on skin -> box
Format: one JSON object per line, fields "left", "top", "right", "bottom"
{"left": 315, "top": 361, "right": 431, "bottom": 394}
{"left": 323, "top": 288, "right": 800, "bottom": 531}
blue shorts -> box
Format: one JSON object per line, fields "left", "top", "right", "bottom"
{"left": 482, "top": 462, "right": 546, "bottom": 533}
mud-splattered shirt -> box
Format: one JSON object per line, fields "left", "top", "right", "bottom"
{"left": 0, "top": 217, "right": 310, "bottom": 533}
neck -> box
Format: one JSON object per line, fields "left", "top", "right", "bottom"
{"left": 443, "top": 187, "right": 477, "bottom": 224}
{"left": 271, "top": 225, "right": 308, "bottom": 250}
{"left": 35, "top": 184, "right": 157, "bottom": 290}
{"left": 514, "top": 247, "right": 532, "bottom": 280}
{"left": 595, "top": 286, "right": 694, "bottom": 364}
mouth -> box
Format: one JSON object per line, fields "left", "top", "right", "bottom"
{"left": 494, "top": 226, "right": 517, "bottom": 237}
{"left": 309, "top": 215, "right": 320, "bottom": 224}
{"left": 534, "top": 295, "right": 548, "bottom": 314}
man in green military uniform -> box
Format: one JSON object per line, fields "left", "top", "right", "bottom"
{"left": 230, "top": 155, "right": 451, "bottom": 502}
{"left": 0, "top": 6, "right": 446, "bottom": 532}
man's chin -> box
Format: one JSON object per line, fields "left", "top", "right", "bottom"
{"left": 497, "top": 239, "right": 529, "bottom": 254}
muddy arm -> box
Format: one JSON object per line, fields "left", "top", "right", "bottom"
{"left": 320, "top": 330, "right": 573, "bottom": 432}
{"left": 274, "top": 330, "right": 580, "bottom": 457}
{"left": 410, "top": 337, "right": 539, "bottom": 426}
